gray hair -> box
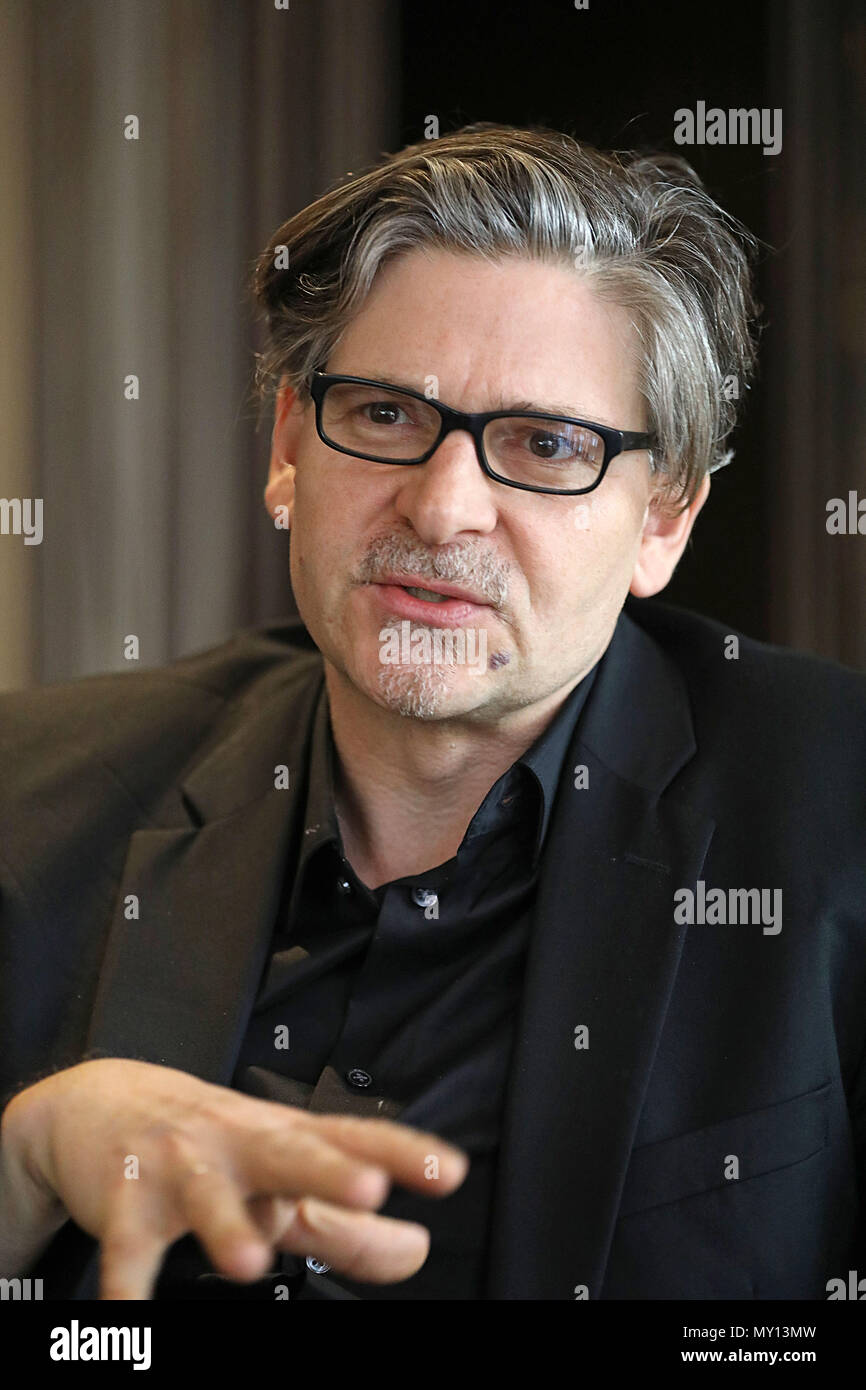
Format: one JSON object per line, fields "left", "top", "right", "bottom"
{"left": 250, "top": 122, "right": 763, "bottom": 511}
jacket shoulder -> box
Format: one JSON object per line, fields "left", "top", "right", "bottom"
{"left": 0, "top": 616, "right": 323, "bottom": 817}
{"left": 625, "top": 595, "right": 866, "bottom": 714}
{"left": 623, "top": 596, "right": 866, "bottom": 810}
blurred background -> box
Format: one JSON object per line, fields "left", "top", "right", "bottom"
{"left": 0, "top": 0, "right": 864, "bottom": 689}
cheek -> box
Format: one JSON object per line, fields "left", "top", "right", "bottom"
{"left": 292, "top": 463, "right": 346, "bottom": 568}
{"left": 293, "top": 462, "right": 391, "bottom": 601}
{"left": 534, "top": 495, "right": 643, "bottom": 610}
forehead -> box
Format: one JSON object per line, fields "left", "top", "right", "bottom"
{"left": 327, "top": 247, "right": 645, "bottom": 428}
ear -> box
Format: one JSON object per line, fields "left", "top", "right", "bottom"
{"left": 629, "top": 472, "right": 711, "bottom": 598}
{"left": 263, "top": 378, "right": 304, "bottom": 526}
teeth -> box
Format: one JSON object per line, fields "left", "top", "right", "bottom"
{"left": 404, "top": 586, "right": 450, "bottom": 603}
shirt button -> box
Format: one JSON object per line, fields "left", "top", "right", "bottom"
{"left": 306, "top": 1256, "right": 331, "bottom": 1275}
{"left": 411, "top": 887, "right": 438, "bottom": 910}
{"left": 346, "top": 1068, "right": 373, "bottom": 1089}
{"left": 336, "top": 877, "right": 352, "bottom": 894}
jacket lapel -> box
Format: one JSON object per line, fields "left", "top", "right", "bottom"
{"left": 86, "top": 656, "right": 325, "bottom": 1085}
{"left": 486, "top": 608, "right": 715, "bottom": 1299}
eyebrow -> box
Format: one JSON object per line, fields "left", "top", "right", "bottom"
{"left": 355, "top": 372, "right": 618, "bottom": 429}
{"left": 507, "top": 398, "right": 615, "bottom": 427}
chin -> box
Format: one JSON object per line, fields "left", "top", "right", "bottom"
{"left": 374, "top": 661, "right": 476, "bottom": 720}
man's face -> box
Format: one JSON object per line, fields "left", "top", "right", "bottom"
{"left": 266, "top": 247, "right": 705, "bottom": 724}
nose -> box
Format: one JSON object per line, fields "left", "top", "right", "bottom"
{"left": 391, "top": 428, "right": 499, "bottom": 546}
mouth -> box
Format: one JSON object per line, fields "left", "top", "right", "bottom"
{"left": 373, "top": 574, "right": 492, "bottom": 606}
{"left": 363, "top": 574, "right": 496, "bottom": 627}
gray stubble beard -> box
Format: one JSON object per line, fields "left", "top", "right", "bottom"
{"left": 375, "top": 614, "right": 465, "bottom": 719}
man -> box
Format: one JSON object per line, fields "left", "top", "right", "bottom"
{"left": 1, "top": 123, "right": 864, "bottom": 1301}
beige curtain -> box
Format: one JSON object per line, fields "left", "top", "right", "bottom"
{"left": 0, "top": 0, "right": 399, "bottom": 689}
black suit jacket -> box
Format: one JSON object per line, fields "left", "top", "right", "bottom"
{"left": 1, "top": 596, "right": 865, "bottom": 1300}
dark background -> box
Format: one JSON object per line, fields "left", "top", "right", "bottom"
{"left": 400, "top": 0, "right": 774, "bottom": 637}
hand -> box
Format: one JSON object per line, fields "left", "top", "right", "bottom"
{"left": 1, "top": 1058, "right": 469, "bottom": 1299}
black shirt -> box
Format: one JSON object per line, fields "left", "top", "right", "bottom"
{"left": 156, "top": 661, "right": 598, "bottom": 1300}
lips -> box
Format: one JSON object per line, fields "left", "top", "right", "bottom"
{"left": 363, "top": 578, "right": 495, "bottom": 628}
{"left": 373, "top": 574, "right": 491, "bottom": 606}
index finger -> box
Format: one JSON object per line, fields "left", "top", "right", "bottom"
{"left": 293, "top": 1112, "right": 470, "bottom": 1196}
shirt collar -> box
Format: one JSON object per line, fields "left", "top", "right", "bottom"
{"left": 513, "top": 660, "right": 599, "bottom": 863}
{"left": 294, "top": 657, "right": 600, "bottom": 889}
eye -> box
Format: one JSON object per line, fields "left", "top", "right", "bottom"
{"left": 363, "top": 401, "right": 409, "bottom": 426}
{"left": 525, "top": 429, "right": 574, "bottom": 459}
{"left": 502, "top": 424, "right": 600, "bottom": 464}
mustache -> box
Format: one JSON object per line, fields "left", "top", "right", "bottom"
{"left": 356, "top": 535, "right": 510, "bottom": 608}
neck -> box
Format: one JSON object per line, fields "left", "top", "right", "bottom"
{"left": 324, "top": 663, "right": 588, "bottom": 889}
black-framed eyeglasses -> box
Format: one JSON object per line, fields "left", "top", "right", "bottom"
{"left": 308, "top": 371, "right": 658, "bottom": 496}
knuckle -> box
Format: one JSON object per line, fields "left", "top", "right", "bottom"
{"left": 174, "top": 1167, "right": 213, "bottom": 1204}
{"left": 187, "top": 1098, "right": 290, "bottom": 1161}
{"left": 143, "top": 1123, "right": 200, "bottom": 1169}
{"left": 258, "top": 1123, "right": 322, "bottom": 1167}
{"left": 316, "top": 1115, "right": 381, "bottom": 1147}
{"left": 187, "top": 1094, "right": 234, "bottom": 1131}
{"left": 134, "top": 1118, "right": 180, "bottom": 1150}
